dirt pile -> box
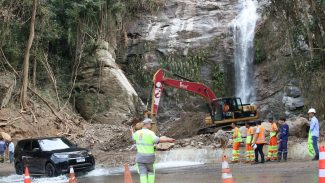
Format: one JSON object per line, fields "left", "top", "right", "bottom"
{"left": 171, "top": 130, "right": 230, "bottom": 149}
{"left": 74, "top": 124, "right": 132, "bottom": 151}
{"left": 0, "top": 102, "right": 85, "bottom": 141}
{"left": 160, "top": 112, "right": 210, "bottom": 138}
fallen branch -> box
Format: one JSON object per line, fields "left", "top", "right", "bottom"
{"left": 40, "top": 52, "right": 60, "bottom": 109}
{"left": 7, "top": 117, "right": 22, "bottom": 124}
{"left": 27, "top": 86, "right": 64, "bottom": 122}
{"left": 0, "top": 122, "right": 8, "bottom": 127}
{"left": 0, "top": 48, "right": 19, "bottom": 76}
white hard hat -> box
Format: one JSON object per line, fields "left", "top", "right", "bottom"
{"left": 308, "top": 108, "right": 316, "bottom": 114}
{"left": 143, "top": 118, "right": 155, "bottom": 124}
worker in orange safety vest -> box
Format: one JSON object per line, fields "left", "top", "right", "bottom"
{"left": 252, "top": 121, "right": 266, "bottom": 164}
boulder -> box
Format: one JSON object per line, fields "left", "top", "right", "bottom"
{"left": 156, "top": 142, "right": 175, "bottom": 151}
{"left": 282, "top": 96, "right": 304, "bottom": 111}
{"left": 286, "top": 117, "right": 309, "bottom": 138}
{"left": 285, "top": 86, "right": 301, "bottom": 98}
{"left": 213, "top": 130, "right": 229, "bottom": 148}
{"left": 0, "top": 72, "right": 16, "bottom": 108}
{"left": 75, "top": 40, "right": 145, "bottom": 124}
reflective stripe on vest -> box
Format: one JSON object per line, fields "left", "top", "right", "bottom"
{"left": 133, "top": 129, "right": 155, "bottom": 155}
{"left": 246, "top": 127, "right": 253, "bottom": 143}
{"left": 256, "top": 126, "right": 266, "bottom": 144}
{"left": 233, "top": 127, "right": 242, "bottom": 143}
{"left": 270, "top": 123, "right": 278, "bottom": 137}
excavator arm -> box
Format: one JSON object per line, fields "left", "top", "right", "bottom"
{"left": 150, "top": 69, "right": 217, "bottom": 117}
{"left": 148, "top": 69, "right": 259, "bottom": 134}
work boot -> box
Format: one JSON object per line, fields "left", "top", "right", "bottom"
{"left": 277, "top": 152, "right": 282, "bottom": 162}
{"left": 283, "top": 153, "right": 287, "bottom": 162}
{"left": 312, "top": 155, "right": 319, "bottom": 161}
{"left": 230, "top": 160, "right": 239, "bottom": 164}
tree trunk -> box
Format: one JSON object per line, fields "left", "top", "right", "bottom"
{"left": 20, "top": 0, "right": 38, "bottom": 112}
{"left": 32, "top": 59, "right": 37, "bottom": 89}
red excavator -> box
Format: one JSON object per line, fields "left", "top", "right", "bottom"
{"left": 148, "top": 69, "right": 259, "bottom": 133}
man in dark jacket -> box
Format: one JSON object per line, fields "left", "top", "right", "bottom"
{"left": 278, "top": 117, "right": 289, "bottom": 162}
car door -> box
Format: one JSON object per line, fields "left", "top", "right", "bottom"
{"left": 20, "top": 140, "right": 36, "bottom": 172}
{"left": 29, "top": 140, "right": 43, "bottom": 174}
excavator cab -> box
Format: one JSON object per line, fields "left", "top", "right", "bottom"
{"left": 208, "top": 97, "right": 258, "bottom": 125}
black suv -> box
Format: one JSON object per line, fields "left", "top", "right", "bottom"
{"left": 14, "top": 137, "right": 95, "bottom": 177}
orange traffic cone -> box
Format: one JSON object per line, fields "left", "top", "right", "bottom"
{"left": 319, "top": 146, "right": 325, "bottom": 183}
{"left": 69, "top": 166, "right": 77, "bottom": 183}
{"left": 221, "top": 155, "right": 234, "bottom": 183}
{"left": 124, "top": 163, "right": 133, "bottom": 183}
{"left": 24, "top": 166, "right": 32, "bottom": 183}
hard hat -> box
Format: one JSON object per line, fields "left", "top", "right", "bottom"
{"left": 308, "top": 108, "right": 316, "bottom": 114}
{"left": 143, "top": 118, "right": 155, "bottom": 124}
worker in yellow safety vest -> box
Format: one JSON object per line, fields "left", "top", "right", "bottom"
{"left": 252, "top": 120, "right": 266, "bottom": 164}
{"left": 266, "top": 117, "right": 279, "bottom": 161}
{"left": 231, "top": 123, "right": 242, "bottom": 163}
{"left": 131, "top": 118, "right": 175, "bottom": 183}
{"left": 245, "top": 122, "right": 255, "bottom": 163}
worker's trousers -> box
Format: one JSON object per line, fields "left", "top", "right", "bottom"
{"left": 137, "top": 163, "right": 155, "bottom": 183}
{"left": 267, "top": 136, "right": 278, "bottom": 160}
{"left": 245, "top": 144, "right": 255, "bottom": 162}
{"left": 312, "top": 136, "right": 319, "bottom": 159}
{"left": 0, "top": 151, "right": 4, "bottom": 163}
{"left": 232, "top": 142, "right": 241, "bottom": 162}
{"left": 254, "top": 144, "right": 265, "bottom": 163}
{"left": 278, "top": 139, "right": 288, "bottom": 161}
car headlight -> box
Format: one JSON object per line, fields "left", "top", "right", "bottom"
{"left": 88, "top": 151, "right": 92, "bottom": 155}
{"left": 53, "top": 153, "right": 69, "bottom": 159}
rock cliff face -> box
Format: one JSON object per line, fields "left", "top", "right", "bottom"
{"left": 124, "top": 0, "right": 240, "bottom": 121}
{"left": 75, "top": 41, "right": 144, "bottom": 124}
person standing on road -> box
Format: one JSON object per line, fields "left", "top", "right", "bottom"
{"left": 245, "top": 122, "right": 255, "bottom": 163}
{"left": 278, "top": 117, "right": 289, "bottom": 162}
{"left": 231, "top": 123, "right": 242, "bottom": 163}
{"left": 8, "top": 141, "right": 14, "bottom": 164}
{"left": 0, "top": 138, "right": 6, "bottom": 163}
{"left": 308, "top": 108, "right": 319, "bottom": 160}
{"left": 266, "top": 117, "right": 279, "bottom": 161}
{"left": 131, "top": 118, "right": 175, "bottom": 183}
{"left": 252, "top": 121, "right": 266, "bottom": 164}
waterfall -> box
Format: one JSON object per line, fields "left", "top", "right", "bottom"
{"left": 234, "top": 0, "right": 259, "bottom": 104}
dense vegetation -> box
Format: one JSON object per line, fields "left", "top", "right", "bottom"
{"left": 254, "top": 0, "right": 325, "bottom": 114}
{"left": 0, "top": 0, "right": 162, "bottom": 109}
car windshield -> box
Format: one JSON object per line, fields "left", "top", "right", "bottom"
{"left": 38, "top": 138, "right": 74, "bottom": 151}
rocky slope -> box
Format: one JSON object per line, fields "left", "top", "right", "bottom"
{"left": 254, "top": 0, "right": 325, "bottom": 119}
{"left": 75, "top": 40, "right": 145, "bottom": 124}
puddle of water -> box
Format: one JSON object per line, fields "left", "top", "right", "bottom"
{"left": 0, "top": 160, "right": 204, "bottom": 183}
{"left": 156, "top": 161, "right": 203, "bottom": 169}
{"left": 0, "top": 174, "right": 68, "bottom": 183}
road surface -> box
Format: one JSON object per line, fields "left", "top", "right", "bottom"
{"left": 0, "top": 161, "right": 318, "bottom": 183}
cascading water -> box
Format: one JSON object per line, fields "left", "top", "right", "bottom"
{"left": 234, "top": 0, "right": 259, "bottom": 104}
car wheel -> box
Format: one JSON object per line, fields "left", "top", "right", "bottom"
{"left": 15, "top": 162, "right": 24, "bottom": 175}
{"left": 45, "top": 163, "right": 57, "bottom": 177}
